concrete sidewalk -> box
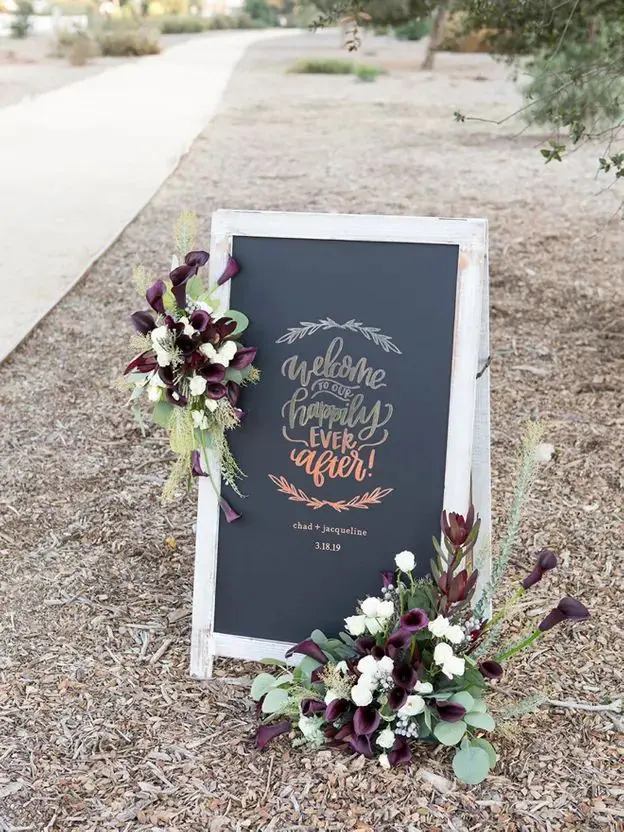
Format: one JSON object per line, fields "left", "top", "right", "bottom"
{"left": 0, "top": 29, "right": 294, "bottom": 362}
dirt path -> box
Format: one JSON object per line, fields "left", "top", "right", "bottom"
{"left": 0, "top": 31, "right": 622, "bottom": 832}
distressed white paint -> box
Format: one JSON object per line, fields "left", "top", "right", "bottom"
{"left": 191, "top": 210, "right": 490, "bottom": 678}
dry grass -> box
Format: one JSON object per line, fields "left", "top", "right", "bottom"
{"left": 0, "top": 32, "right": 623, "bottom": 832}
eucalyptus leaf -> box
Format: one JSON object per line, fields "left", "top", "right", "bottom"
{"left": 225, "top": 368, "right": 245, "bottom": 385}
{"left": 260, "top": 658, "right": 287, "bottom": 668}
{"left": 251, "top": 673, "right": 278, "bottom": 701}
{"left": 226, "top": 309, "right": 250, "bottom": 338}
{"left": 310, "top": 629, "right": 328, "bottom": 646}
{"left": 452, "top": 745, "right": 491, "bottom": 785}
{"left": 433, "top": 719, "right": 467, "bottom": 746}
{"left": 298, "top": 656, "right": 321, "bottom": 681}
{"left": 186, "top": 275, "right": 204, "bottom": 302}
{"left": 469, "top": 698, "right": 487, "bottom": 714}
{"left": 450, "top": 691, "right": 475, "bottom": 712}
{"left": 431, "top": 691, "right": 454, "bottom": 701}
{"left": 423, "top": 706, "right": 432, "bottom": 730}
{"left": 470, "top": 737, "right": 498, "bottom": 767}
{"left": 464, "top": 711, "right": 496, "bottom": 731}
{"left": 152, "top": 401, "right": 174, "bottom": 428}
{"left": 261, "top": 687, "right": 289, "bottom": 715}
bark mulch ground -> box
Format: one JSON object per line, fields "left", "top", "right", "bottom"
{"left": 0, "top": 31, "right": 622, "bottom": 832}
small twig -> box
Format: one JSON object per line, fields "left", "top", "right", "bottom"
{"left": 476, "top": 355, "right": 492, "bottom": 379}
{"left": 545, "top": 698, "right": 622, "bottom": 713}
{"left": 262, "top": 753, "right": 275, "bottom": 802}
{"left": 149, "top": 637, "right": 174, "bottom": 665}
{"left": 209, "top": 676, "right": 252, "bottom": 687}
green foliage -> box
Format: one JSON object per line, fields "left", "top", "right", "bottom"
{"left": 289, "top": 57, "right": 355, "bottom": 74}
{"left": 244, "top": 0, "right": 278, "bottom": 25}
{"left": 394, "top": 17, "right": 431, "bottom": 40}
{"left": 521, "top": 25, "right": 624, "bottom": 138}
{"left": 159, "top": 14, "right": 205, "bottom": 33}
{"left": 10, "top": 0, "right": 33, "bottom": 38}
{"left": 96, "top": 26, "right": 161, "bottom": 56}
{"left": 354, "top": 63, "right": 384, "bottom": 81}
{"left": 453, "top": 741, "right": 491, "bottom": 784}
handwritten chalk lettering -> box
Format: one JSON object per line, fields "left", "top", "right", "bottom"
{"left": 281, "top": 337, "right": 387, "bottom": 391}
{"left": 282, "top": 389, "right": 393, "bottom": 441}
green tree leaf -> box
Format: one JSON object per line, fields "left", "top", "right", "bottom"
{"left": 452, "top": 745, "right": 491, "bottom": 785}
{"left": 433, "top": 719, "right": 467, "bottom": 746}
{"left": 261, "top": 687, "right": 289, "bottom": 714}
{"left": 250, "top": 673, "right": 278, "bottom": 701}
{"left": 464, "top": 711, "right": 496, "bottom": 731}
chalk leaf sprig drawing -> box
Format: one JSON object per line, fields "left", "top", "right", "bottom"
{"left": 276, "top": 318, "right": 401, "bottom": 354}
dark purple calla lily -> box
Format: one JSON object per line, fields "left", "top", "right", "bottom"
{"left": 189, "top": 309, "right": 212, "bottom": 332}
{"left": 285, "top": 639, "right": 328, "bottom": 665}
{"left": 191, "top": 450, "right": 206, "bottom": 477}
{"left": 233, "top": 407, "right": 245, "bottom": 422}
{"left": 441, "top": 504, "right": 475, "bottom": 547}
{"left": 387, "top": 629, "right": 412, "bottom": 658}
{"left": 521, "top": 548, "right": 558, "bottom": 590}
{"left": 166, "top": 388, "right": 187, "bottom": 407}
{"left": 301, "top": 699, "right": 325, "bottom": 717}
{"left": 230, "top": 346, "right": 257, "bottom": 370}
{"left": 256, "top": 720, "right": 291, "bottom": 750}
{"left": 176, "top": 334, "right": 196, "bottom": 355}
{"left": 227, "top": 381, "right": 241, "bottom": 407}
{"left": 206, "top": 382, "right": 227, "bottom": 400}
{"left": 214, "top": 318, "right": 237, "bottom": 342}
{"left": 131, "top": 310, "right": 156, "bottom": 334}
{"left": 479, "top": 660, "right": 503, "bottom": 680}
{"left": 400, "top": 608, "right": 429, "bottom": 632}
{"left": 217, "top": 255, "right": 240, "bottom": 286}
{"left": 199, "top": 364, "right": 226, "bottom": 383}
{"left": 310, "top": 666, "right": 325, "bottom": 684}
{"left": 146, "top": 280, "right": 167, "bottom": 315}
{"left": 388, "top": 686, "right": 408, "bottom": 711}
{"left": 392, "top": 662, "right": 417, "bottom": 691}
{"left": 369, "top": 645, "right": 387, "bottom": 661}
{"left": 333, "top": 721, "right": 354, "bottom": 742}
{"left": 353, "top": 706, "right": 381, "bottom": 736}
{"left": 170, "top": 264, "right": 194, "bottom": 308}
{"left": 354, "top": 636, "right": 377, "bottom": 656}
{"left": 158, "top": 365, "right": 174, "bottom": 386}
{"left": 381, "top": 570, "right": 395, "bottom": 589}
{"left": 124, "top": 351, "right": 157, "bottom": 375}
{"left": 539, "top": 597, "right": 590, "bottom": 632}
{"left": 436, "top": 701, "right": 466, "bottom": 722}
{"left": 349, "top": 734, "right": 373, "bottom": 758}
{"left": 388, "top": 737, "right": 411, "bottom": 767}
{"left": 184, "top": 250, "right": 209, "bottom": 271}
{"left": 325, "top": 698, "right": 349, "bottom": 722}
{"left": 219, "top": 497, "right": 241, "bottom": 523}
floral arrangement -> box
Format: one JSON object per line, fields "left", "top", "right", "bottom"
{"left": 251, "top": 427, "right": 590, "bottom": 784}
{"left": 121, "top": 213, "right": 258, "bottom": 518}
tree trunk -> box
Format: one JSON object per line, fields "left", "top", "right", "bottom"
{"left": 422, "top": 1, "right": 450, "bottom": 71}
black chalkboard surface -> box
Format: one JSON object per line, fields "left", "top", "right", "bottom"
{"left": 213, "top": 234, "right": 459, "bottom": 644}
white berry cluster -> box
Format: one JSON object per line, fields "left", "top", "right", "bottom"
{"left": 395, "top": 713, "right": 419, "bottom": 739}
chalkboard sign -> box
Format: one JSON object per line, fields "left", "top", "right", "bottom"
{"left": 191, "top": 211, "right": 490, "bottom": 678}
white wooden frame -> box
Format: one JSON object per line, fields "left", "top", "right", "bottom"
{"left": 190, "top": 210, "right": 490, "bottom": 679}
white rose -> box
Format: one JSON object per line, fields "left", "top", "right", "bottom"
{"left": 351, "top": 682, "right": 373, "bottom": 707}
{"left": 345, "top": 615, "right": 367, "bottom": 637}
{"left": 155, "top": 350, "right": 171, "bottom": 368}
{"left": 433, "top": 642, "right": 465, "bottom": 679}
{"left": 376, "top": 728, "right": 395, "bottom": 749}
{"left": 445, "top": 625, "right": 465, "bottom": 645}
{"left": 150, "top": 325, "right": 169, "bottom": 346}
{"left": 376, "top": 600, "right": 395, "bottom": 619}
{"left": 205, "top": 398, "right": 218, "bottom": 413}
{"left": 414, "top": 681, "right": 433, "bottom": 694}
{"left": 399, "top": 694, "right": 425, "bottom": 717}
{"left": 199, "top": 342, "right": 217, "bottom": 361}
{"left": 377, "top": 656, "right": 394, "bottom": 675}
{"left": 379, "top": 753, "right": 391, "bottom": 770}
{"left": 189, "top": 375, "right": 207, "bottom": 396}
{"left": 179, "top": 316, "right": 196, "bottom": 337}
{"left": 394, "top": 550, "right": 415, "bottom": 573}
{"left": 191, "top": 410, "right": 209, "bottom": 430}
{"left": 428, "top": 615, "right": 450, "bottom": 639}
{"left": 357, "top": 655, "right": 379, "bottom": 677}
{"left": 147, "top": 382, "right": 162, "bottom": 402}
{"left": 215, "top": 341, "right": 237, "bottom": 367}
{"left": 365, "top": 617, "right": 383, "bottom": 635}
{"left": 360, "top": 597, "right": 381, "bottom": 617}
